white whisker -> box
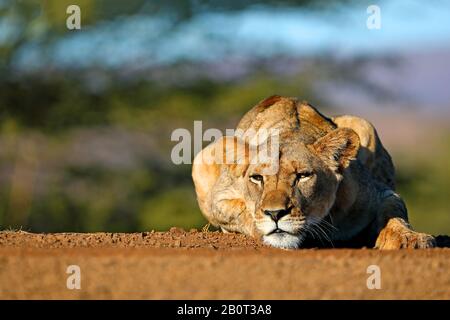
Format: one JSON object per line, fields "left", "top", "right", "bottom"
{"left": 306, "top": 217, "right": 335, "bottom": 248}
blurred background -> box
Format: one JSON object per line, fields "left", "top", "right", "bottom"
{"left": 0, "top": 0, "right": 449, "bottom": 235}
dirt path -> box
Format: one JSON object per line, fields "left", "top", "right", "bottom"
{"left": 1, "top": 230, "right": 449, "bottom": 299}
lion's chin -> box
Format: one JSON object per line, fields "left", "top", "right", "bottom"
{"left": 263, "top": 232, "right": 303, "bottom": 249}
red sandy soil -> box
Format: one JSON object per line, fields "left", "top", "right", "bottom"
{"left": 0, "top": 229, "right": 449, "bottom": 299}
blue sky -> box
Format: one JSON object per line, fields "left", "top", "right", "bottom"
{"left": 9, "top": 0, "right": 450, "bottom": 69}
{"left": 13, "top": 0, "right": 450, "bottom": 70}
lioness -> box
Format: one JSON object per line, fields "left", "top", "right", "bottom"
{"left": 192, "top": 96, "right": 435, "bottom": 249}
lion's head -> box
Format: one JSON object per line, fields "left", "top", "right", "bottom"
{"left": 242, "top": 128, "right": 360, "bottom": 248}
{"left": 198, "top": 127, "right": 359, "bottom": 249}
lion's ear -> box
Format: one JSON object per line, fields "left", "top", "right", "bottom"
{"left": 192, "top": 136, "right": 249, "bottom": 200}
{"left": 311, "top": 128, "right": 360, "bottom": 173}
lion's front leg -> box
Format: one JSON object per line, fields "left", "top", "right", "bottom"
{"left": 375, "top": 217, "right": 435, "bottom": 249}
{"left": 374, "top": 191, "right": 435, "bottom": 249}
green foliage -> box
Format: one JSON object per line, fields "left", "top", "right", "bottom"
{"left": 138, "top": 187, "right": 206, "bottom": 232}
{"left": 395, "top": 138, "right": 450, "bottom": 236}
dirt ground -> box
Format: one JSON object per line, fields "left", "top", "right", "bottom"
{"left": 0, "top": 229, "right": 449, "bottom": 299}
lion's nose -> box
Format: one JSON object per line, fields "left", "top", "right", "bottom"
{"left": 264, "top": 209, "right": 289, "bottom": 222}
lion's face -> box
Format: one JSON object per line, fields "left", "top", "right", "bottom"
{"left": 243, "top": 129, "right": 359, "bottom": 249}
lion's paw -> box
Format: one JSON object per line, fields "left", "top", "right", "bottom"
{"left": 375, "top": 229, "right": 436, "bottom": 249}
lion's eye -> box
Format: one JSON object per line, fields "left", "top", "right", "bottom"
{"left": 297, "top": 172, "right": 313, "bottom": 183}
{"left": 249, "top": 174, "right": 263, "bottom": 184}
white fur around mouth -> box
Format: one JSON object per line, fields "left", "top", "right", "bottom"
{"left": 263, "top": 231, "right": 303, "bottom": 249}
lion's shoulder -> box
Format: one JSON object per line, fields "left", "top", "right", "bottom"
{"left": 333, "top": 115, "right": 395, "bottom": 190}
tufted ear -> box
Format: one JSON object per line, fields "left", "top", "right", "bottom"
{"left": 310, "top": 128, "right": 360, "bottom": 173}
